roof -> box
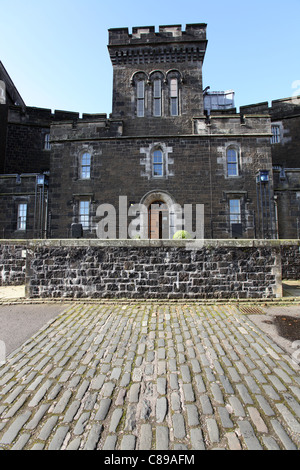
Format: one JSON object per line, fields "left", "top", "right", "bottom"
{"left": 0, "top": 61, "right": 25, "bottom": 107}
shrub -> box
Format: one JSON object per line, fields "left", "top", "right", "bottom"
{"left": 173, "top": 230, "right": 191, "bottom": 239}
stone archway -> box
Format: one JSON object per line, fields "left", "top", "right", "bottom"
{"left": 140, "top": 190, "right": 177, "bottom": 239}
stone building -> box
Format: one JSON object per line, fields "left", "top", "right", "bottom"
{"left": 0, "top": 24, "right": 299, "bottom": 240}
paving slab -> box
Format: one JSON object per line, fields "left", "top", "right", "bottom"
{"left": 0, "top": 302, "right": 299, "bottom": 450}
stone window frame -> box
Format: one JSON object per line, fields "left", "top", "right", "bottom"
{"left": 132, "top": 69, "right": 183, "bottom": 118}
{"left": 152, "top": 147, "right": 164, "bottom": 177}
{"left": 225, "top": 143, "right": 242, "bottom": 178}
{"left": 131, "top": 71, "right": 148, "bottom": 118}
{"left": 149, "top": 71, "right": 164, "bottom": 117}
{"left": 224, "top": 191, "right": 248, "bottom": 236}
{"left": 77, "top": 146, "right": 93, "bottom": 181}
{"left": 17, "top": 202, "right": 28, "bottom": 231}
{"left": 80, "top": 152, "right": 92, "bottom": 180}
{"left": 79, "top": 199, "right": 90, "bottom": 230}
{"left": 43, "top": 132, "right": 51, "bottom": 151}
{"left": 166, "top": 69, "right": 183, "bottom": 117}
{"left": 271, "top": 123, "right": 281, "bottom": 144}
{"left": 140, "top": 142, "right": 174, "bottom": 180}
{"left": 72, "top": 194, "right": 94, "bottom": 232}
{"left": 229, "top": 198, "right": 241, "bottom": 224}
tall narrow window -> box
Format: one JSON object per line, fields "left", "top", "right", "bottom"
{"left": 153, "top": 79, "right": 162, "bottom": 117}
{"left": 170, "top": 78, "right": 179, "bottom": 116}
{"left": 227, "top": 148, "right": 239, "bottom": 176}
{"left": 229, "top": 199, "right": 241, "bottom": 224}
{"left": 137, "top": 80, "right": 145, "bottom": 117}
{"left": 80, "top": 153, "right": 91, "bottom": 179}
{"left": 44, "top": 133, "right": 51, "bottom": 150}
{"left": 153, "top": 150, "right": 163, "bottom": 177}
{"left": 79, "top": 201, "right": 90, "bottom": 229}
{"left": 17, "top": 203, "right": 27, "bottom": 231}
{"left": 271, "top": 125, "right": 280, "bottom": 144}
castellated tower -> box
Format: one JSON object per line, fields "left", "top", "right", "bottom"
{"left": 108, "top": 24, "right": 207, "bottom": 135}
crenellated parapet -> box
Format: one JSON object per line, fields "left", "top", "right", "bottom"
{"left": 108, "top": 24, "right": 207, "bottom": 65}
{"left": 193, "top": 114, "right": 272, "bottom": 137}
{"left": 51, "top": 114, "right": 123, "bottom": 143}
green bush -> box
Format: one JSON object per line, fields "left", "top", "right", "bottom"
{"left": 173, "top": 230, "right": 191, "bottom": 239}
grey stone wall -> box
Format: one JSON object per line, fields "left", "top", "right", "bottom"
{"left": 0, "top": 242, "right": 26, "bottom": 286}
{"left": 23, "top": 240, "right": 283, "bottom": 300}
{"left": 281, "top": 241, "right": 300, "bottom": 279}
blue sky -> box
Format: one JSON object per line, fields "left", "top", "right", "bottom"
{"left": 1, "top": 0, "right": 300, "bottom": 115}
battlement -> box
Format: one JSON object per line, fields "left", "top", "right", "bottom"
{"left": 108, "top": 23, "right": 207, "bottom": 45}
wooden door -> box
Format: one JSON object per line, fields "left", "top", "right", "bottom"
{"left": 148, "top": 201, "right": 169, "bottom": 239}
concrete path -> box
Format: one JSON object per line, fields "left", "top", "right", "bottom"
{"left": 0, "top": 304, "right": 69, "bottom": 356}
{"left": 282, "top": 280, "right": 300, "bottom": 298}
{"left": 0, "top": 302, "right": 300, "bottom": 451}
{"left": 0, "top": 286, "right": 25, "bottom": 300}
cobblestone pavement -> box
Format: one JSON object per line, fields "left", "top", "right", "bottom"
{"left": 0, "top": 302, "right": 300, "bottom": 451}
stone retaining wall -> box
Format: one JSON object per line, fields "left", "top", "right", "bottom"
{"left": 0, "top": 243, "right": 26, "bottom": 286}
{"left": 23, "top": 239, "right": 283, "bottom": 299}
{"left": 1, "top": 239, "right": 299, "bottom": 299}
{"left": 281, "top": 242, "right": 300, "bottom": 280}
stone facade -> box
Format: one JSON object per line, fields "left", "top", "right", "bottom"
{"left": 0, "top": 24, "right": 299, "bottom": 241}
{"left": 241, "top": 97, "right": 300, "bottom": 239}
{"left": 49, "top": 116, "right": 274, "bottom": 239}
{"left": 271, "top": 98, "right": 300, "bottom": 239}
{"left": 0, "top": 106, "right": 80, "bottom": 238}
{"left": 48, "top": 24, "right": 275, "bottom": 240}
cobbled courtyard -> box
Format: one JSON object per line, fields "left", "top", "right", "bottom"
{"left": 0, "top": 302, "right": 300, "bottom": 450}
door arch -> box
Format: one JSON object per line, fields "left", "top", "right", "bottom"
{"left": 140, "top": 190, "right": 177, "bottom": 239}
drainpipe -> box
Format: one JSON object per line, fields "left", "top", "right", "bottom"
{"left": 274, "top": 195, "right": 279, "bottom": 239}
{"left": 208, "top": 119, "right": 213, "bottom": 238}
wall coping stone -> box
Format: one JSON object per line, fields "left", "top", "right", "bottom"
{"left": 0, "top": 239, "right": 299, "bottom": 248}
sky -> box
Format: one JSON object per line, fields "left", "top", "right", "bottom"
{"left": 1, "top": 0, "right": 300, "bottom": 116}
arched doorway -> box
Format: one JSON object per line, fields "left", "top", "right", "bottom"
{"left": 140, "top": 190, "right": 177, "bottom": 239}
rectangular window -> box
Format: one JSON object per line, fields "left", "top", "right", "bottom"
{"left": 137, "top": 81, "right": 145, "bottom": 117}
{"left": 79, "top": 201, "right": 90, "bottom": 229}
{"left": 170, "top": 78, "right": 178, "bottom": 116}
{"left": 153, "top": 80, "right": 162, "bottom": 117}
{"left": 81, "top": 153, "right": 91, "bottom": 179}
{"left": 271, "top": 125, "right": 280, "bottom": 144}
{"left": 44, "top": 133, "right": 51, "bottom": 150}
{"left": 17, "top": 203, "right": 27, "bottom": 231}
{"left": 229, "top": 199, "right": 241, "bottom": 224}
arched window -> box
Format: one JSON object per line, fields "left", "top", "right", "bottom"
{"left": 153, "top": 79, "right": 162, "bottom": 117}
{"left": 137, "top": 80, "right": 145, "bottom": 117}
{"left": 227, "top": 148, "right": 239, "bottom": 177}
{"left": 80, "top": 153, "right": 91, "bottom": 179}
{"left": 153, "top": 149, "right": 163, "bottom": 177}
{"left": 170, "top": 78, "right": 179, "bottom": 116}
